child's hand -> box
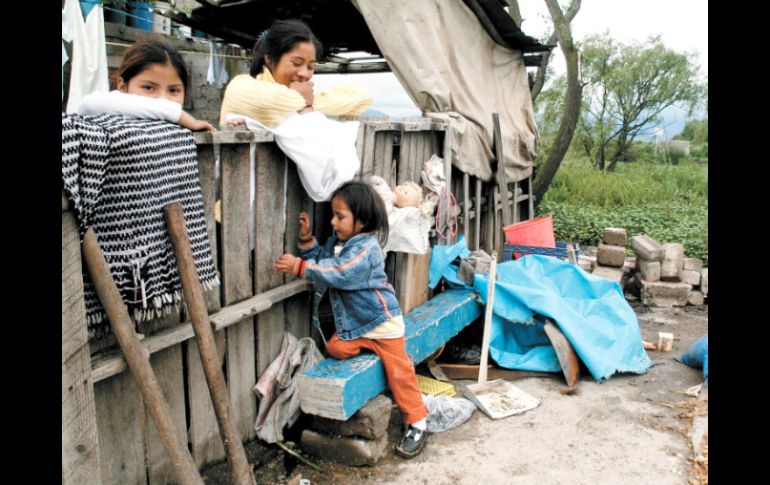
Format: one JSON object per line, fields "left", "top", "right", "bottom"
{"left": 274, "top": 254, "right": 303, "bottom": 276}
{"left": 179, "top": 111, "right": 217, "bottom": 132}
{"left": 227, "top": 118, "right": 246, "bottom": 127}
{"left": 298, "top": 211, "right": 311, "bottom": 239}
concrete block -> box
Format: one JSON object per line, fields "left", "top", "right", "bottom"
{"left": 660, "top": 243, "right": 684, "bottom": 280}
{"left": 640, "top": 280, "right": 690, "bottom": 307}
{"left": 700, "top": 268, "right": 708, "bottom": 297}
{"left": 638, "top": 260, "right": 660, "bottom": 282}
{"left": 597, "top": 243, "right": 626, "bottom": 267}
{"left": 578, "top": 260, "right": 593, "bottom": 272}
{"left": 631, "top": 235, "right": 664, "bottom": 262}
{"left": 679, "top": 269, "right": 701, "bottom": 287}
{"left": 592, "top": 265, "right": 623, "bottom": 284}
{"left": 622, "top": 259, "right": 636, "bottom": 274}
{"left": 301, "top": 429, "right": 388, "bottom": 466}
{"left": 688, "top": 290, "right": 705, "bottom": 306}
{"left": 683, "top": 258, "right": 703, "bottom": 272}
{"left": 312, "top": 395, "right": 392, "bottom": 440}
{"left": 603, "top": 227, "right": 627, "bottom": 247}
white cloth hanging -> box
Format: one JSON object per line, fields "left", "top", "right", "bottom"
{"left": 62, "top": 0, "right": 108, "bottom": 113}
{"left": 226, "top": 112, "right": 360, "bottom": 202}
{"left": 207, "top": 41, "right": 229, "bottom": 88}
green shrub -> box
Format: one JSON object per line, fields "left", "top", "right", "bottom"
{"left": 537, "top": 160, "right": 708, "bottom": 264}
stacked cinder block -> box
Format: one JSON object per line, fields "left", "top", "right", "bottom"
{"left": 591, "top": 228, "right": 627, "bottom": 284}
{"left": 300, "top": 394, "right": 393, "bottom": 466}
{"left": 629, "top": 235, "right": 707, "bottom": 307}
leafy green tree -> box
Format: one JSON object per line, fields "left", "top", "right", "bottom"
{"left": 576, "top": 33, "right": 705, "bottom": 171}
{"left": 675, "top": 118, "right": 708, "bottom": 144}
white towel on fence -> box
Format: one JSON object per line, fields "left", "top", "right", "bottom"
{"left": 227, "top": 112, "right": 360, "bottom": 202}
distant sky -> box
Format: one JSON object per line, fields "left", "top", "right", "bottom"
{"left": 314, "top": 0, "right": 708, "bottom": 133}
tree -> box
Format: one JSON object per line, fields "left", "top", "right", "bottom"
{"left": 675, "top": 118, "right": 708, "bottom": 144}
{"left": 530, "top": 0, "right": 584, "bottom": 205}
{"left": 577, "top": 33, "right": 705, "bottom": 171}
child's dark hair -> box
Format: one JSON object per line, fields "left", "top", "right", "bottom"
{"left": 116, "top": 39, "right": 188, "bottom": 89}
{"left": 250, "top": 19, "right": 324, "bottom": 76}
{"left": 332, "top": 181, "right": 389, "bottom": 245}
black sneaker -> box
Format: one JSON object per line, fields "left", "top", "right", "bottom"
{"left": 395, "top": 425, "right": 429, "bottom": 458}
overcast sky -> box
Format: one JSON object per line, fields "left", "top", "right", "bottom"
{"left": 314, "top": 0, "right": 708, "bottom": 124}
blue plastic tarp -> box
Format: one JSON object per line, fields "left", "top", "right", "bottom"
{"left": 473, "top": 255, "right": 651, "bottom": 381}
{"left": 429, "top": 236, "right": 471, "bottom": 289}
{"left": 676, "top": 334, "right": 708, "bottom": 380}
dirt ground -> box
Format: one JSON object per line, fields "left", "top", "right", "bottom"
{"left": 202, "top": 302, "right": 708, "bottom": 485}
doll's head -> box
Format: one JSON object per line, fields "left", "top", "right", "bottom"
{"left": 393, "top": 182, "right": 422, "bottom": 208}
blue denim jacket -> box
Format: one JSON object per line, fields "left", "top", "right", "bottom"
{"left": 299, "top": 232, "right": 401, "bottom": 341}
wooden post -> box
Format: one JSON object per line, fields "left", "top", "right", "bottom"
{"left": 463, "top": 172, "right": 470, "bottom": 242}
{"left": 475, "top": 178, "right": 482, "bottom": 251}
{"left": 396, "top": 250, "right": 432, "bottom": 313}
{"left": 81, "top": 228, "right": 203, "bottom": 485}
{"left": 492, "top": 113, "right": 512, "bottom": 229}
{"left": 165, "top": 203, "right": 256, "bottom": 485}
{"left": 62, "top": 212, "right": 101, "bottom": 485}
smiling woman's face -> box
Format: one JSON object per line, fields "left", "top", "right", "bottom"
{"left": 266, "top": 41, "right": 316, "bottom": 86}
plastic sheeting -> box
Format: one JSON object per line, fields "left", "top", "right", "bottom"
{"left": 429, "top": 239, "right": 651, "bottom": 381}
{"left": 473, "top": 255, "right": 651, "bottom": 381}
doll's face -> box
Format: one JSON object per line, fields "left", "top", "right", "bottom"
{"left": 393, "top": 184, "right": 421, "bottom": 208}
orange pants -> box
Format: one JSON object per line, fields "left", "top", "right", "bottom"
{"left": 326, "top": 333, "right": 428, "bottom": 425}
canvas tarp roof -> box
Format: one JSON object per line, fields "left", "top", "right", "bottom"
{"left": 352, "top": 0, "right": 539, "bottom": 182}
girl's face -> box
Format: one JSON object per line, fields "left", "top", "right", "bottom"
{"left": 266, "top": 41, "right": 316, "bottom": 87}
{"left": 331, "top": 196, "right": 363, "bottom": 242}
{"left": 117, "top": 62, "right": 185, "bottom": 105}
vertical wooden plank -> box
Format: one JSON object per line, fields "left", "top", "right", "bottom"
{"left": 513, "top": 181, "right": 520, "bottom": 224}
{"left": 463, "top": 172, "right": 470, "bottom": 242}
{"left": 475, "top": 178, "right": 482, "bottom": 251}
{"left": 186, "top": 334, "right": 226, "bottom": 466}
{"left": 373, "top": 131, "right": 395, "bottom": 184}
{"left": 442, "top": 126, "right": 455, "bottom": 244}
{"left": 221, "top": 142, "right": 257, "bottom": 441}
{"left": 284, "top": 160, "right": 312, "bottom": 339}
{"left": 485, "top": 182, "right": 495, "bottom": 254}
{"left": 255, "top": 143, "right": 287, "bottom": 376}
{"left": 196, "top": 144, "right": 221, "bottom": 313}
{"left": 144, "top": 340, "right": 187, "bottom": 485}
{"left": 355, "top": 121, "right": 366, "bottom": 176}
{"left": 62, "top": 211, "right": 101, "bottom": 485}
{"left": 360, "top": 122, "right": 377, "bottom": 181}
{"left": 396, "top": 130, "right": 409, "bottom": 185}
{"left": 94, "top": 372, "right": 147, "bottom": 485}
{"left": 396, "top": 250, "right": 432, "bottom": 313}
{"left": 528, "top": 173, "right": 535, "bottom": 221}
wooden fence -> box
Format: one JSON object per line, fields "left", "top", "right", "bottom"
{"left": 61, "top": 117, "right": 533, "bottom": 484}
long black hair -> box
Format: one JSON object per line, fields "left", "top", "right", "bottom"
{"left": 331, "top": 181, "right": 389, "bottom": 246}
{"left": 116, "top": 39, "right": 188, "bottom": 90}
{"left": 250, "top": 19, "right": 323, "bottom": 77}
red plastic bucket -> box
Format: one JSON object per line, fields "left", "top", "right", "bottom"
{"left": 503, "top": 215, "right": 556, "bottom": 259}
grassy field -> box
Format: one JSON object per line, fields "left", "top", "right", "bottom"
{"left": 535, "top": 158, "right": 708, "bottom": 264}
